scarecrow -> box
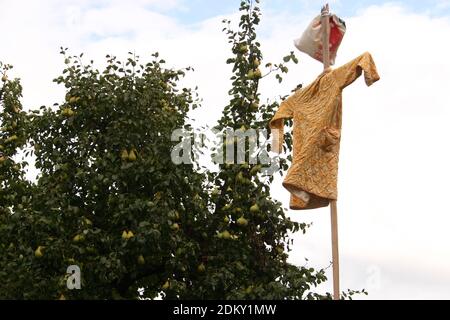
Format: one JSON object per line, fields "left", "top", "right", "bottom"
{"left": 270, "top": 4, "right": 380, "bottom": 299}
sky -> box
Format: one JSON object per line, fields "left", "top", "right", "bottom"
{"left": 1, "top": 0, "right": 450, "bottom": 299}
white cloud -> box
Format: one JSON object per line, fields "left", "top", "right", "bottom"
{"left": 437, "top": 0, "right": 450, "bottom": 9}
{"left": 1, "top": 0, "right": 450, "bottom": 299}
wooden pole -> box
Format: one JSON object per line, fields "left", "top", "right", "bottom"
{"left": 321, "top": 3, "right": 340, "bottom": 300}
{"left": 330, "top": 199, "right": 340, "bottom": 300}
{"left": 321, "top": 4, "right": 331, "bottom": 70}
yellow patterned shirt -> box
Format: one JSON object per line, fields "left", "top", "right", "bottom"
{"left": 270, "top": 52, "right": 380, "bottom": 210}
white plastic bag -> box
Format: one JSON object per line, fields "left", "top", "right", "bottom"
{"left": 294, "top": 14, "right": 346, "bottom": 65}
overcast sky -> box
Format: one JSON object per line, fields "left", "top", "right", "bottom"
{"left": 1, "top": 0, "right": 450, "bottom": 299}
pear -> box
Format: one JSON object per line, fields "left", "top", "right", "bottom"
{"left": 1, "top": 75, "right": 7, "bottom": 82}
{"left": 253, "top": 68, "right": 262, "bottom": 79}
{"left": 128, "top": 149, "right": 137, "bottom": 162}
{"left": 250, "top": 203, "right": 260, "bottom": 213}
{"left": 73, "top": 234, "right": 84, "bottom": 242}
{"left": 223, "top": 216, "right": 230, "bottom": 223}
{"left": 237, "top": 216, "right": 248, "bottom": 227}
{"left": 171, "top": 223, "right": 180, "bottom": 231}
{"left": 226, "top": 186, "right": 233, "bottom": 192}
{"left": 6, "top": 135, "right": 18, "bottom": 143}
{"left": 236, "top": 172, "right": 246, "bottom": 184}
{"left": 68, "top": 96, "right": 79, "bottom": 104}
{"left": 84, "top": 218, "right": 93, "bottom": 226}
{"left": 197, "top": 263, "right": 206, "bottom": 273}
{"left": 162, "top": 280, "right": 170, "bottom": 290}
{"left": 250, "top": 101, "right": 259, "bottom": 111}
{"left": 121, "top": 230, "right": 128, "bottom": 239}
{"left": 250, "top": 164, "right": 262, "bottom": 175}
{"left": 222, "top": 230, "right": 231, "bottom": 239}
{"left": 247, "top": 70, "right": 255, "bottom": 79}
{"left": 120, "top": 149, "right": 129, "bottom": 161}
{"left": 0, "top": 156, "right": 6, "bottom": 163}
{"left": 160, "top": 99, "right": 169, "bottom": 108}
{"left": 168, "top": 210, "right": 179, "bottom": 220}
{"left": 13, "top": 106, "right": 20, "bottom": 113}
{"left": 59, "top": 294, "right": 66, "bottom": 300}
{"left": 240, "top": 162, "right": 249, "bottom": 169}
{"left": 62, "top": 108, "right": 74, "bottom": 117}
{"left": 127, "top": 231, "right": 134, "bottom": 239}
{"left": 137, "top": 255, "right": 145, "bottom": 265}
{"left": 239, "top": 44, "right": 249, "bottom": 54}
{"left": 194, "top": 193, "right": 201, "bottom": 201}
{"left": 253, "top": 58, "right": 261, "bottom": 67}
{"left": 34, "top": 246, "right": 44, "bottom": 258}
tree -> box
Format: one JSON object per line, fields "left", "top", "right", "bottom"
{"left": 0, "top": 52, "right": 212, "bottom": 299}
{"left": 0, "top": 0, "right": 365, "bottom": 300}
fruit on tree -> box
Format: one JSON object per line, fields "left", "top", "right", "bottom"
{"left": 250, "top": 203, "right": 260, "bottom": 213}
{"left": 237, "top": 216, "right": 248, "bottom": 227}
{"left": 197, "top": 263, "right": 206, "bottom": 273}
{"left": 120, "top": 149, "right": 129, "bottom": 161}
{"left": 73, "top": 234, "right": 84, "bottom": 242}
{"left": 128, "top": 149, "right": 137, "bottom": 162}
{"left": 34, "top": 246, "right": 44, "bottom": 258}
{"left": 222, "top": 230, "right": 231, "bottom": 239}
{"left": 137, "top": 255, "right": 145, "bottom": 265}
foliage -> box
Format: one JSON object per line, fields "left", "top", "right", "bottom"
{"left": 0, "top": 52, "right": 210, "bottom": 299}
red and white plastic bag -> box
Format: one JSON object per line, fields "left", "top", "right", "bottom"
{"left": 294, "top": 14, "right": 346, "bottom": 65}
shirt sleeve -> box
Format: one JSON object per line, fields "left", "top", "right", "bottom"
{"left": 269, "top": 94, "right": 295, "bottom": 154}
{"left": 332, "top": 52, "right": 380, "bottom": 89}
